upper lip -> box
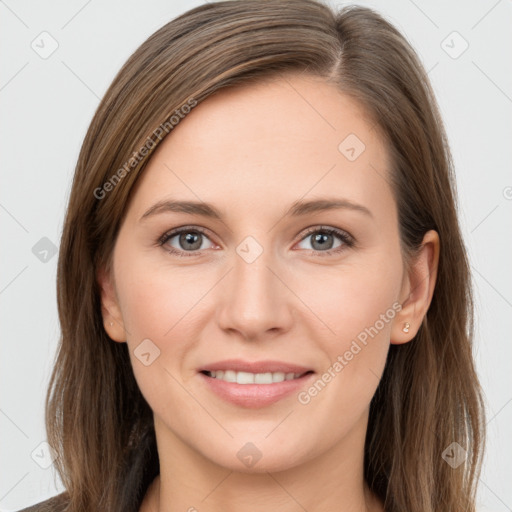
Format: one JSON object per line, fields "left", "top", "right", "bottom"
{"left": 199, "top": 359, "right": 314, "bottom": 375}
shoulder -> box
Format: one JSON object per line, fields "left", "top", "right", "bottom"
{"left": 14, "top": 492, "right": 69, "bottom": 512}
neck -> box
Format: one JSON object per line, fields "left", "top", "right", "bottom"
{"left": 140, "top": 412, "right": 383, "bottom": 512}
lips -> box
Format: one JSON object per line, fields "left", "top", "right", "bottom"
{"left": 197, "top": 359, "right": 315, "bottom": 407}
{"left": 198, "top": 359, "right": 313, "bottom": 375}
{"left": 198, "top": 369, "right": 315, "bottom": 408}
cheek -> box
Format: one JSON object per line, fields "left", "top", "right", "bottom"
{"left": 116, "top": 268, "right": 205, "bottom": 422}
{"left": 294, "top": 255, "right": 402, "bottom": 345}
{"left": 112, "top": 242, "right": 235, "bottom": 403}
{"left": 295, "top": 256, "right": 401, "bottom": 411}
{"left": 114, "top": 249, "right": 208, "bottom": 341}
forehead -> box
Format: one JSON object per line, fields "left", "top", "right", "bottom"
{"left": 127, "top": 73, "right": 394, "bottom": 223}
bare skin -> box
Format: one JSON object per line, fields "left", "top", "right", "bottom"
{"left": 98, "top": 73, "right": 439, "bottom": 512}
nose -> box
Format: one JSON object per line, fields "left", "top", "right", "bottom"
{"left": 216, "top": 243, "right": 294, "bottom": 341}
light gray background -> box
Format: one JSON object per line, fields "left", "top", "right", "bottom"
{"left": 1, "top": 0, "right": 511, "bottom": 510}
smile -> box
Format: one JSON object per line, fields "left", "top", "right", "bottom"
{"left": 201, "top": 370, "right": 312, "bottom": 384}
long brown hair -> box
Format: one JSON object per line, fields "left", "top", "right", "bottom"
{"left": 45, "top": 1, "right": 485, "bottom": 510}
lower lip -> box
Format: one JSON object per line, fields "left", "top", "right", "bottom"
{"left": 198, "top": 371, "right": 315, "bottom": 408}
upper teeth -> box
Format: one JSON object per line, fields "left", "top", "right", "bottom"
{"left": 207, "top": 370, "right": 303, "bottom": 384}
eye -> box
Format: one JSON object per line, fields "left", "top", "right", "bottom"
{"left": 158, "top": 225, "right": 354, "bottom": 258}
{"left": 295, "top": 226, "right": 354, "bottom": 256}
{"left": 158, "top": 226, "right": 216, "bottom": 257}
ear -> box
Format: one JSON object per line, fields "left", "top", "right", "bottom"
{"left": 391, "top": 230, "right": 440, "bottom": 345}
{"left": 97, "top": 264, "right": 127, "bottom": 343}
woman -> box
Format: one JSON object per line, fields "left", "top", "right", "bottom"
{"left": 18, "top": 1, "right": 485, "bottom": 511}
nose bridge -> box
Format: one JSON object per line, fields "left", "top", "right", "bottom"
{"left": 216, "top": 237, "right": 292, "bottom": 338}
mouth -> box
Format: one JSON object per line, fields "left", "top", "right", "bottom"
{"left": 199, "top": 369, "right": 314, "bottom": 384}
{"left": 197, "top": 361, "right": 316, "bottom": 408}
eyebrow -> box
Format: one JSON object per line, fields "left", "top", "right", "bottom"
{"left": 139, "top": 197, "right": 373, "bottom": 222}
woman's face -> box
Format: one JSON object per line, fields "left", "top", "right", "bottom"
{"left": 100, "top": 73, "right": 425, "bottom": 473}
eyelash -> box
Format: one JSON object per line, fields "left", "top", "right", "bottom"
{"left": 157, "top": 225, "right": 355, "bottom": 258}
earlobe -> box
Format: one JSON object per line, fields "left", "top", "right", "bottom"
{"left": 391, "top": 230, "right": 440, "bottom": 345}
{"left": 96, "top": 265, "right": 127, "bottom": 343}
